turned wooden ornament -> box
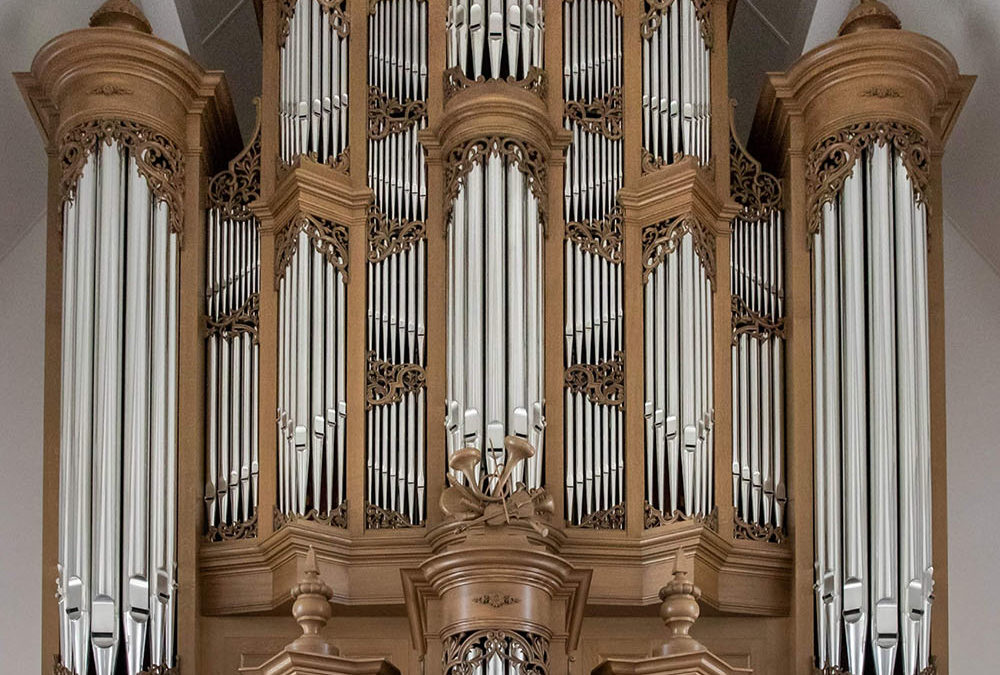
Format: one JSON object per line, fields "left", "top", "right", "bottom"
{"left": 288, "top": 547, "right": 339, "bottom": 656}
{"left": 656, "top": 548, "right": 705, "bottom": 657}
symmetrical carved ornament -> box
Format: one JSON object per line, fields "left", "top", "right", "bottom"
{"left": 731, "top": 296, "right": 784, "bottom": 343}
{"left": 472, "top": 592, "right": 521, "bottom": 608}
{"left": 733, "top": 515, "right": 785, "bottom": 544}
{"left": 578, "top": 503, "right": 626, "bottom": 530}
{"left": 565, "top": 206, "right": 623, "bottom": 263}
{"left": 806, "top": 120, "right": 930, "bottom": 237}
{"left": 273, "top": 501, "right": 349, "bottom": 530}
{"left": 209, "top": 102, "right": 261, "bottom": 221}
{"left": 368, "top": 86, "right": 427, "bottom": 140}
{"left": 644, "top": 502, "right": 718, "bottom": 531}
{"left": 564, "top": 0, "right": 622, "bottom": 17}
{"left": 730, "top": 130, "right": 782, "bottom": 223}
{"left": 443, "top": 630, "right": 549, "bottom": 675}
{"left": 444, "top": 136, "right": 548, "bottom": 234}
{"left": 274, "top": 213, "right": 349, "bottom": 287}
{"left": 564, "top": 87, "right": 623, "bottom": 140}
{"left": 641, "top": 216, "right": 717, "bottom": 287}
{"left": 89, "top": 84, "right": 134, "bottom": 96}
{"left": 642, "top": 0, "right": 712, "bottom": 48}
{"left": 861, "top": 86, "right": 903, "bottom": 99}
{"left": 443, "top": 66, "right": 547, "bottom": 104}
{"left": 365, "top": 352, "right": 426, "bottom": 409}
{"left": 367, "top": 203, "right": 426, "bottom": 263}
{"left": 205, "top": 511, "right": 259, "bottom": 543}
{"left": 564, "top": 352, "right": 624, "bottom": 407}
{"left": 279, "top": 147, "right": 351, "bottom": 176}
{"left": 278, "top": 0, "right": 349, "bottom": 47}
{"left": 365, "top": 502, "right": 418, "bottom": 529}
{"left": 205, "top": 293, "right": 260, "bottom": 343}
{"left": 59, "top": 119, "right": 185, "bottom": 235}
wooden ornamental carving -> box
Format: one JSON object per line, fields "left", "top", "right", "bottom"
{"left": 644, "top": 502, "right": 719, "bottom": 531}
{"left": 578, "top": 503, "right": 626, "bottom": 530}
{"left": 806, "top": 120, "right": 930, "bottom": 236}
{"left": 365, "top": 502, "right": 417, "bottom": 529}
{"left": 730, "top": 127, "right": 782, "bottom": 224}
{"left": 442, "top": 66, "right": 547, "bottom": 104}
{"left": 367, "top": 86, "right": 427, "bottom": 140}
{"left": 471, "top": 593, "right": 521, "bottom": 608}
{"left": 205, "top": 511, "right": 259, "bottom": 543}
{"left": 444, "top": 136, "right": 548, "bottom": 234}
{"left": 365, "top": 351, "right": 427, "bottom": 409}
{"left": 442, "top": 630, "right": 549, "bottom": 675}
{"left": 274, "top": 213, "right": 350, "bottom": 287}
{"left": 730, "top": 295, "right": 783, "bottom": 343}
{"left": 564, "top": 87, "right": 623, "bottom": 140}
{"left": 641, "top": 0, "right": 713, "bottom": 48}
{"left": 641, "top": 216, "right": 717, "bottom": 286}
{"left": 208, "top": 100, "right": 262, "bottom": 222}
{"left": 206, "top": 293, "right": 260, "bottom": 343}
{"left": 564, "top": 352, "right": 624, "bottom": 408}
{"left": 565, "top": 204, "right": 623, "bottom": 263}
{"left": 273, "top": 501, "right": 349, "bottom": 530}
{"left": 367, "top": 203, "right": 426, "bottom": 263}
{"left": 59, "top": 118, "right": 185, "bottom": 235}
{"left": 733, "top": 515, "right": 785, "bottom": 544}
{"left": 278, "top": 0, "right": 350, "bottom": 47}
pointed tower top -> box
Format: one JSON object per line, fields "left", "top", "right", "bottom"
{"left": 839, "top": 0, "right": 901, "bottom": 36}
{"left": 655, "top": 548, "right": 705, "bottom": 657}
{"left": 89, "top": 0, "right": 153, "bottom": 34}
{"left": 288, "top": 546, "right": 338, "bottom": 655}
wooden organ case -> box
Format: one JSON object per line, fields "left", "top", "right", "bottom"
{"left": 18, "top": 0, "right": 972, "bottom": 674}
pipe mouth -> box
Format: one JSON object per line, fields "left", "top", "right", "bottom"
{"left": 89, "top": 0, "right": 153, "bottom": 34}
{"left": 839, "top": 0, "right": 902, "bottom": 36}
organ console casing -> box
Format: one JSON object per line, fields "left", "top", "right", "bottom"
{"left": 19, "top": 0, "right": 971, "bottom": 673}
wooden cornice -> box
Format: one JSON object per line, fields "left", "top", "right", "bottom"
{"left": 267, "top": 156, "right": 373, "bottom": 232}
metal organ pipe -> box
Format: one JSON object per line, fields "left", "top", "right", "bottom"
{"left": 447, "top": 0, "right": 543, "bottom": 81}
{"left": 811, "top": 137, "right": 934, "bottom": 675}
{"left": 56, "top": 138, "right": 179, "bottom": 675}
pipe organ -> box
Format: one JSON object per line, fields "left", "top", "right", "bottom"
{"left": 22, "top": 1, "right": 971, "bottom": 674}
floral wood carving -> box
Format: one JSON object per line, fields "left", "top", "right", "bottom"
{"left": 279, "top": 0, "right": 349, "bottom": 47}
{"left": 564, "top": 352, "right": 624, "bottom": 407}
{"left": 641, "top": 216, "right": 716, "bottom": 287}
{"left": 731, "top": 296, "right": 784, "bottom": 343}
{"left": 368, "top": 86, "right": 427, "bottom": 139}
{"left": 206, "top": 293, "right": 260, "bottom": 343}
{"left": 806, "top": 120, "right": 929, "bottom": 237}
{"left": 472, "top": 592, "right": 521, "bottom": 608}
{"left": 565, "top": 204, "right": 623, "bottom": 263}
{"left": 367, "top": 203, "right": 426, "bottom": 262}
{"left": 564, "top": 87, "right": 623, "bottom": 140}
{"left": 578, "top": 503, "right": 626, "bottom": 530}
{"left": 443, "top": 66, "right": 547, "bottom": 104}
{"left": 205, "top": 511, "right": 259, "bottom": 543}
{"left": 644, "top": 502, "right": 718, "bottom": 531}
{"left": 365, "top": 502, "right": 417, "bottom": 529}
{"left": 273, "top": 501, "right": 349, "bottom": 530}
{"left": 564, "top": 0, "right": 622, "bottom": 16}
{"left": 730, "top": 130, "right": 782, "bottom": 223}
{"left": 861, "top": 86, "right": 902, "bottom": 99}
{"left": 209, "top": 100, "right": 261, "bottom": 222}
{"left": 365, "top": 352, "right": 426, "bottom": 409}
{"left": 733, "top": 514, "right": 785, "bottom": 544}
{"left": 59, "top": 119, "right": 184, "bottom": 235}
{"left": 444, "top": 136, "right": 548, "bottom": 235}
{"left": 642, "top": 0, "right": 712, "bottom": 48}
{"left": 443, "top": 630, "right": 549, "bottom": 675}
{"left": 89, "top": 84, "right": 134, "bottom": 96}
{"left": 274, "top": 214, "right": 349, "bottom": 287}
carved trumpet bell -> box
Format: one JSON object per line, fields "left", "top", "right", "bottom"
{"left": 449, "top": 447, "right": 483, "bottom": 487}
{"left": 493, "top": 435, "right": 535, "bottom": 494}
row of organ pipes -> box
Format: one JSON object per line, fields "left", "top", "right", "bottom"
{"left": 57, "top": 139, "right": 178, "bottom": 675}
{"left": 563, "top": 0, "right": 624, "bottom": 525}
{"left": 446, "top": 0, "right": 544, "bottom": 80}
{"left": 643, "top": 223, "right": 715, "bottom": 520}
{"left": 366, "top": 0, "right": 428, "bottom": 525}
{"left": 279, "top": 0, "right": 349, "bottom": 165}
{"left": 641, "top": 0, "right": 711, "bottom": 166}
{"left": 812, "top": 140, "right": 934, "bottom": 675}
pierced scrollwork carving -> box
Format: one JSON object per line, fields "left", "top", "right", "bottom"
{"left": 644, "top": 502, "right": 718, "bottom": 531}
{"left": 642, "top": 148, "right": 668, "bottom": 174}
{"left": 731, "top": 296, "right": 784, "bottom": 343}
{"left": 365, "top": 352, "right": 426, "bottom": 409}
{"left": 365, "top": 502, "right": 417, "bottom": 529}
{"left": 565, "top": 204, "right": 623, "bottom": 263}
{"left": 443, "top": 66, "right": 547, "bottom": 104}
{"left": 273, "top": 501, "right": 349, "bottom": 530}
{"left": 274, "top": 213, "right": 349, "bottom": 287}
{"left": 206, "top": 293, "right": 260, "bottom": 343}
{"left": 730, "top": 130, "right": 782, "bottom": 223}
{"left": 641, "top": 216, "right": 716, "bottom": 287}
{"left": 367, "top": 203, "right": 426, "bottom": 263}
{"left": 443, "top": 630, "right": 549, "bottom": 675}
{"left": 733, "top": 514, "right": 785, "bottom": 544}
{"left": 564, "top": 0, "right": 621, "bottom": 16}
{"left": 205, "top": 511, "right": 259, "bottom": 543}
{"left": 59, "top": 119, "right": 184, "bottom": 235}
{"left": 368, "top": 86, "right": 427, "bottom": 140}
{"left": 806, "top": 120, "right": 930, "bottom": 236}
{"left": 209, "top": 100, "right": 261, "bottom": 222}
{"left": 564, "top": 352, "right": 624, "bottom": 407}
{"left": 564, "top": 87, "right": 623, "bottom": 140}
{"left": 279, "top": 0, "right": 349, "bottom": 47}
{"left": 642, "top": 0, "right": 712, "bottom": 48}
{"left": 578, "top": 503, "right": 626, "bottom": 530}
{"left": 444, "top": 136, "right": 548, "bottom": 234}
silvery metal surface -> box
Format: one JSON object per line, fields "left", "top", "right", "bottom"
{"left": 447, "top": 0, "right": 543, "bottom": 80}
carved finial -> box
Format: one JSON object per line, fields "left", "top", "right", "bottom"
{"left": 838, "top": 0, "right": 901, "bottom": 36}
{"left": 89, "top": 0, "right": 153, "bottom": 33}
{"left": 656, "top": 548, "right": 705, "bottom": 656}
{"left": 287, "top": 546, "right": 339, "bottom": 655}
